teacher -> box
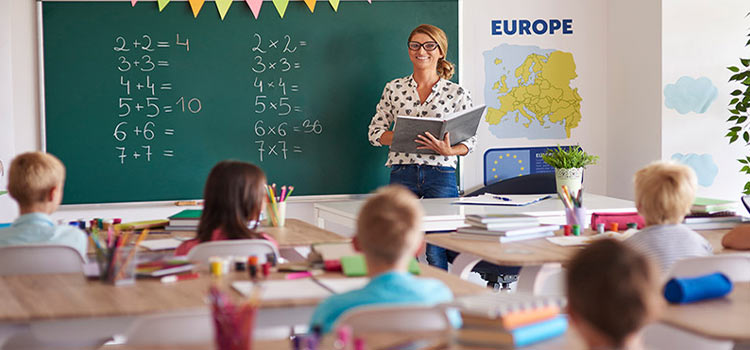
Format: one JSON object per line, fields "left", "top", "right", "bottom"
{"left": 367, "top": 24, "right": 475, "bottom": 270}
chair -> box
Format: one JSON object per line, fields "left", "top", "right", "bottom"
{"left": 667, "top": 253, "right": 750, "bottom": 282}
{"left": 465, "top": 172, "right": 557, "bottom": 197}
{"left": 334, "top": 305, "right": 452, "bottom": 333}
{"left": 186, "top": 239, "right": 279, "bottom": 264}
{"left": 0, "top": 245, "right": 84, "bottom": 275}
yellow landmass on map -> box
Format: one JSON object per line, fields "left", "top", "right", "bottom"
{"left": 494, "top": 58, "right": 503, "bottom": 65}
{"left": 486, "top": 51, "right": 582, "bottom": 137}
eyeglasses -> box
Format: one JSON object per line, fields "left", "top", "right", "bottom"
{"left": 408, "top": 41, "right": 439, "bottom": 51}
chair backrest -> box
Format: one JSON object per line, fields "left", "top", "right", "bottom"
{"left": 0, "top": 245, "right": 85, "bottom": 275}
{"left": 186, "top": 239, "right": 279, "bottom": 263}
{"left": 124, "top": 310, "right": 213, "bottom": 346}
{"left": 334, "top": 304, "right": 452, "bottom": 333}
{"left": 667, "top": 254, "right": 750, "bottom": 282}
{"left": 465, "top": 172, "right": 556, "bottom": 197}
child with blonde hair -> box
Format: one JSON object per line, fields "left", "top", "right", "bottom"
{"left": 310, "top": 185, "right": 460, "bottom": 333}
{"left": 625, "top": 161, "right": 712, "bottom": 272}
{"left": 0, "top": 152, "right": 87, "bottom": 257}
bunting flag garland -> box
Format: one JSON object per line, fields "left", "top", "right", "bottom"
{"left": 368, "top": 0, "right": 372, "bottom": 3}
{"left": 245, "top": 0, "right": 263, "bottom": 19}
{"left": 157, "top": 0, "right": 170, "bottom": 12}
{"left": 216, "top": 0, "right": 233, "bottom": 20}
{"left": 131, "top": 0, "right": 138, "bottom": 7}
{"left": 303, "top": 0, "right": 316, "bottom": 13}
{"left": 188, "top": 0, "right": 204, "bottom": 17}
{"left": 329, "top": 0, "right": 340, "bottom": 12}
{"left": 272, "top": 0, "right": 289, "bottom": 18}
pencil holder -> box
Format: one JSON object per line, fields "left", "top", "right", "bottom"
{"left": 210, "top": 288, "right": 257, "bottom": 350}
{"left": 565, "top": 207, "right": 587, "bottom": 229}
{"left": 266, "top": 201, "right": 286, "bottom": 227}
{"left": 108, "top": 246, "right": 137, "bottom": 286}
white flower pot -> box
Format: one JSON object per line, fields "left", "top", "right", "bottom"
{"left": 555, "top": 167, "right": 584, "bottom": 198}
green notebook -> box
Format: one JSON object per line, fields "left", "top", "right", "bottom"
{"left": 691, "top": 198, "right": 737, "bottom": 213}
{"left": 340, "top": 255, "right": 421, "bottom": 277}
{"left": 169, "top": 209, "right": 202, "bottom": 220}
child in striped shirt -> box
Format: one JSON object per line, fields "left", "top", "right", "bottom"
{"left": 625, "top": 161, "right": 712, "bottom": 273}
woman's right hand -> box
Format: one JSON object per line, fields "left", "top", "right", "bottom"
{"left": 379, "top": 131, "right": 394, "bottom": 146}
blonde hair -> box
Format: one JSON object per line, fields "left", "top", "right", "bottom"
{"left": 634, "top": 161, "right": 696, "bottom": 225}
{"left": 356, "top": 185, "right": 424, "bottom": 264}
{"left": 566, "top": 239, "right": 662, "bottom": 348}
{"left": 8, "top": 152, "right": 66, "bottom": 207}
{"left": 409, "top": 24, "right": 454, "bottom": 80}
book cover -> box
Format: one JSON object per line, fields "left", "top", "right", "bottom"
{"left": 457, "top": 224, "right": 560, "bottom": 237}
{"left": 389, "top": 104, "right": 485, "bottom": 154}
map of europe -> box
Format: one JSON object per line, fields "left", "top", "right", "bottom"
{"left": 483, "top": 44, "right": 582, "bottom": 139}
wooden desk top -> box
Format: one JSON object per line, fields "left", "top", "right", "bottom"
{"left": 0, "top": 264, "right": 485, "bottom": 323}
{"left": 661, "top": 281, "right": 750, "bottom": 341}
{"left": 425, "top": 229, "right": 736, "bottom": 267}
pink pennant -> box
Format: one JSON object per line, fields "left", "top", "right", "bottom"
{"left": 245, "top": 0, "right": 263, "bottom": 19}
{"left": 368, "top": 0, "right": 372, "bottom": 3}
{"left": 131, "top": 0, "right": 137, "bottom": 6}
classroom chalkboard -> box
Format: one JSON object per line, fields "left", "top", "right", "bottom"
{"left": 42, "top": 0, "right": 458, "bottom": 204}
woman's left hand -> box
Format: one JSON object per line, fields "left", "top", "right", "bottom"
{"left": 416, "top": 132, "right": 462, "bottom": 156}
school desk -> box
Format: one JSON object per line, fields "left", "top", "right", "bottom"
{"left": 424, "top": 229, "right": 737, "bottom": 292}
{"left": 0, "top": 264, "right": 486, "bottom": 343}
{"left": 313, "top": 193, "right": 636, "bottom": 232}
{"left": 661, "top": 281, "right": 750, "bottom": 342}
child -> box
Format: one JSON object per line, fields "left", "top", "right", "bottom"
{"left": 625, "top": 161, "right": 712, "bottom": 272}
{"left": 567, "top": 239, "right": 662, "bottom": 350}
{"left": 309, "top": 185, "right": 460, "bottom": 334}
{"left": 0, "top": 152, "right": 87, "bottom": 257}
{"left": 174, "top": 160, "right": 277, "bottom": 256}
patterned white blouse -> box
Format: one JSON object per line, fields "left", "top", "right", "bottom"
{"left": 368, "top": 75, "right": 476, "bottom": 168}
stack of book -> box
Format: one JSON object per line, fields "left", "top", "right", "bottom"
{"left": 453, "top": 214, "right": 560, "bottom": 243}
{"left": 453, "top": 293, "right": 568, "bottom": 347}
{"left": 166, "top": 209, "right": 202, "bottom": 231}
{"left": 685, "top": 198, "right": 746, "bottom": 230}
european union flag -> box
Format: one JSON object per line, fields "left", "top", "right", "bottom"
{"left": 484, "top": 149, "right": 531, "bottom": 185}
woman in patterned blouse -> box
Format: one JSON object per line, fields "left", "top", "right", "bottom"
{"left": 367, "top": 24, "right": 476, "bottom": 270}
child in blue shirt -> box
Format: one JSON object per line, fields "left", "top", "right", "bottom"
{"left": 309, "top": 185, "right": 460, "bottom": 333}
{"left": 0, "top": 152, "right": 87, "bottom": 258}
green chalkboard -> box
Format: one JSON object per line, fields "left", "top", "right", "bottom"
{"left": 42, "top": 0, "right": 458, "bottom": 204}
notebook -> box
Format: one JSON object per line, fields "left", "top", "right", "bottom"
{"left": 390, "top": 104, "right": 485, "bottom": 154}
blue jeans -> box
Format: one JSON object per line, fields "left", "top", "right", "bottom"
{"left": 389, "top": 164, "right": 458, "bottom": 270}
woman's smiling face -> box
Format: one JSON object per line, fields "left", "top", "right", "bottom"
{"left": 408, "top": 32, "right": 442, "bottom": 72}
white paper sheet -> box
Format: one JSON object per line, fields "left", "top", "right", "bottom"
{"left": 139, "top": 238, "right": 183, "bottom": 251}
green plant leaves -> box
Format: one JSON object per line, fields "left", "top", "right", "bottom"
{"left": 540, "top": 145, "right": 598, "bottom": 169}
{"left": 729, "top": 66, "right": 741, "bottom": 72}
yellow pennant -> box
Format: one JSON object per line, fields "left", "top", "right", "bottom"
{"left": 272, "top": 0, "right": 289, "bottom": 18}
{"left": 188, "top": 0, "right": 204, "bottom": 17}
{"left": 245, "top": 0, "right": 263, "bottom": 19}
{"left": 329, "top": 0, "right": 340, "bottom": 12}
{"left": 216, "top": 0, "right": 232, "bottom": 20}
{"left": 303, "top": 0, "right": 316, "bottom": 13}
{"left": 157, "top": 0, "right": 169, "bottom": 12}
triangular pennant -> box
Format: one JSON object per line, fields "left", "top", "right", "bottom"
{"left": 245, "top": 0, "right": 263, "bottom": 19}
{"left": 272, "top": 0, "right": 289, "bottom": 18}
{"left": 367, "top": 0, "right": 372, "bottom": 3}
{"left": 157, "top": 0, "right": 169, "bottom": 12}
{"left": 131, "top": 0, "right": 137, "bottom": 7}
{"left": 215, "top": 0, "right": 232, "bottom": 20}
{"left": 303, "top": 0, "right": 316, "bottom": 13}
{"left": 188, "top": 0, "right": 204, "bottom": 17}
{"left": 329, "top": 0, "right": 340, "bottom": 12}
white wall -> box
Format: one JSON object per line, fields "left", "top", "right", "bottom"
{"left": 662, "top": 0, "right": 748, "bottom": 200}
{"left": 605, "top": 0, "right": 662, "bottom": 200}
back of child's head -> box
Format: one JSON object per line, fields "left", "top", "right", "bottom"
{"left": 198, "top": 160, "right": 266, "bottom": 241}
{"left": 8, "top": 152, "right": 65, "bottom": 208}
{"left": 634, "top": 161, "right": 696, "bottom": 225}
{"left": 356, "top": 185, "right": 423, "bottom": 265}
{"left": 566, "top": 239, "right": 661, "bottom": 348}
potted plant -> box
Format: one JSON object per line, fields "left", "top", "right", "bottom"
{"left": 541, "top": 146, "right": 599, "bottom": 198}
{"left": 726, "top": 11, "right": 750, "bottom": 193}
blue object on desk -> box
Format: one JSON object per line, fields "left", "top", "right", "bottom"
{"left": 492, "top": 196, "right": 512, "bottom": 201}
{"left": 512, "top": 315, "right": 568, "bottom": 347}
{"left": 663, "top": 272, "right": 733, "bottom": 304}
{"left": 0, "top": 223, "right": 10, "bottom": 229}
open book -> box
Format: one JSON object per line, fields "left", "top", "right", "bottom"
{"left": 390, "top": 104, "right": 486, "bottom": 154}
